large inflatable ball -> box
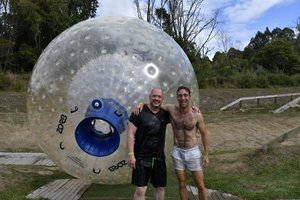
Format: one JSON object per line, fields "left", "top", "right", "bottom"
{"left": 27, "top": 16, "right": 199, "bottom": 184}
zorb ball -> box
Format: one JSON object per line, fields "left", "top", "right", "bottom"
{"left": 27, "top": 16, "right": 199, "bottom": 184}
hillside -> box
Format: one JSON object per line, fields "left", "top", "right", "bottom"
{"left": 0, "top": 87, "right": 299, "bottom": 152}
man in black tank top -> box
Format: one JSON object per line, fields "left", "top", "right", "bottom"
{"left": 127, "top": 88, "right": 169, "bottom": 200}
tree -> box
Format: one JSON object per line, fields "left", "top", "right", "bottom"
{"left": 1, "top": 1, "right": 11, "bottom": 40}
{"left": 216, "top": 30, "right": 232, "bottom": 53}
{"left": 295, "top": 17, "right": 300, "bottom": 35}
{"left": 294, "top": 17, "right": 300, "bottom": 54}
{"left": 68, "top": 0, "right": 98, "bottom": 24}
{"left": 3, "top": 0, "right": 98, "bottom": 72}
{"left": 0, "top": 0, "right": 14, "bottom": 70}
{"left": 272, "top": 27, "right": 295, "bottom": 40}
{"left": 133, "top": 0, "right": 220, "bottom": 58}
{"left": 247, "top": 28, "right": 272, "bottom": 51}
{"left": 255, "top": 39, "right": 300, "bottom": 74}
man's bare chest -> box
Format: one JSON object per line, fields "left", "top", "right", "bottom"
{"left": 171, "top": 113, "right": 195, "bottom": 131}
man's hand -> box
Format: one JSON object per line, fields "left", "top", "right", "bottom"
{"left": 133, "top": 103, "right": 144, "bottom": 115}
{"left": 202, "top": 155, "right": 209, "bottom": 168}
{"left": 192, "top": 106, "right": 201, "bottom": 113}
{"left": 128, "top": 155, "right": 136, "bottom": 169}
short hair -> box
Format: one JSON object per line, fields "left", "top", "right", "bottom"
{"left": 176, "top": 86, "right": 190, "bottom": 96}
{"left": 150, "top": 88, "right": 163, "bottom": 96}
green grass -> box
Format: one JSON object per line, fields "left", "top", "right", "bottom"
{"left": 0, "top": 166, "right": 72, "bottom": 200}
{"left": 205, "top": 145, "right": 300, "bottom": 200}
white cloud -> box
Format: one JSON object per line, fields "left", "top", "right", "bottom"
{"left": 214, "top": 0, "right": 295, "bottom": 52}
{"left": 223, "top": 0, "right": 283, "bottom": 24}
{"left": 201, "top": 0, "right": 232, "bottom": 15}
{"left": 97, "top": 0, "right": 136, "bottom": 17}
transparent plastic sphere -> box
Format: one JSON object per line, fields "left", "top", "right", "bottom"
{"left": 27, "top": 16, "right": 199, "bottom": 184}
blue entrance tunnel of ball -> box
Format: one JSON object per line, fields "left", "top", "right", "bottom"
{"left": 75, "top": 98, "right": 128, "bottom": 157}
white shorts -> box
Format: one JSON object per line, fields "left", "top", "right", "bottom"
{"left": 172, "top": 146, "right": 203, "bottom": 171}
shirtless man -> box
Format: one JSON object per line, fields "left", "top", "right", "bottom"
{"left": 165, "top": 86, "right": 209, "bottom": 200}
{"left": 135, "top": 86, "right": 209, "bottom": 200}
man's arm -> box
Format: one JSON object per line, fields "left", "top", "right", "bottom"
{"left": 133, "top": 103, "right": 174, "bottom": 115}
{"left": 133, "top": 103, "right": 199, "bottom": 115}
{"left": 196, "top": 113, "right": 209, "bottom": 168}
{"left": 127, "top": 121, "right": 137, "bottom": 169}
{"left": 160, "top": 104, "right": 173, "bottom": 111}
{"left": 162, "top": 104, "right": 200, "bottom": 113}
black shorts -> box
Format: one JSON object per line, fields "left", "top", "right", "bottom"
{"left": 132, "top": 157, "right": 167, "bottom": 188}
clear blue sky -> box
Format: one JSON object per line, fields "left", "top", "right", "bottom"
{"left": 97, "top": 0, "right": 300, "bottom": 57}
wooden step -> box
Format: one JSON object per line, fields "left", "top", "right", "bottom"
{"left": 26, "top": 179, "right": 91, "bottom": 200}
{"left": 187, "top": 185, "right": 242, "bottom": 200}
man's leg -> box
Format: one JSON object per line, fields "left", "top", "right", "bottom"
{"left": 154, "top": 187, "right": 165, "bottom": 200}
{"left": 191, "top": 171, "right": 207, "bottom": 200}
{"left": 175, "top": 170, "right": 189, "bottom": 200}
{"left": 134, "top": 186, "right": 147, "bottom": 200}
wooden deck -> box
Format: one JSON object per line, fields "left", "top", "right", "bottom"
{"left": 26, "top": 179, "right": 91, "bottom": 200}
{"left": 187, "top": 185, "right": 242, "bottom": 200}
{"left": 0, "top": 152, "right": 55, "bottom": 166}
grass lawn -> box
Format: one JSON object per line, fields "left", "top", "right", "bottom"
{"left": 0, "top": 90, "right": 299, "bottom": 199}
{"left": 205, "top": 145, "right": 300, "bottom": 200}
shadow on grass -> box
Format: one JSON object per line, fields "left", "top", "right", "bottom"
{"left": 80, "top": 170, "right": 181, "bottom": 200}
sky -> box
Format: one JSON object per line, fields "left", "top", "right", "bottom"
{"left": 96, "top": 0, "right": 300, "bottom": 57}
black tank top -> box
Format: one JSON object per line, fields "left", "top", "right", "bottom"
{"left": 129, "top": 105, "right": 170, "bottom": 158}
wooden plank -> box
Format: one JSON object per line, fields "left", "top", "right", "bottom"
{"left": 0, "top": 152, "right": 55, "bottom": 166}
{"left": 34, "top": 158, "right": 55, "bottom": 166}
{"left": 210, "top": 190, "right": 221, "bottom": 200}
{"left": 27, "top": 179, "right": 64, "bottom": 199}
{"left": 53, "top": 179, "right": 83, "bottom": 200}
{"left": 26, "top": 179, "right": 91, "bottom": 200}
{"left": 47, "top": 179, "right": 73, "bottom": 199}
{"left": 187, "top": 185, "right": 197, "bottom": 200}
{"left": 28, "top": 179, "right": 69, "bottom": 199}
{"left": 187, "top": 185, "right": 242, "bottom": 200}
{"left": 43, "top": 179, "right": 72, "bottom": 199}
{"left": 191, "top": 186, "right": 199, "bottom": 199}
{"left": 215, "top": 190, "right": 229, "bottom": 200}
{"left": 50, "top": 179, "right": 72, "bottom": 199}
{"left": 273, "top": 96, "right": 300, "bottom": 113}
{"left": 65, "top": 179, "right": 91, "bottom": 200}
{"left": 220, "top": 93, "right": 300, "bottom": 111}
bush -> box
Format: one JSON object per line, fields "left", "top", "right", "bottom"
{"left": 0, "top": 71, "right": 11, "bottom": 91}
{"left": 291, "top": 74, "right": 300, "bottom": 85}
{"left": 267, "top": 73, "right": 295, "bottom": 86}
{"left": 207, "top": 77, "right": 218, "bottom": 88}
{"left": 255, "top": 75, "right": 270, "bottom": 88}
{"left": 0, "top": 70, "right": 30, "bottom": 92}
{"left": 234, "top": 72, "right": 257, "bottom": 88}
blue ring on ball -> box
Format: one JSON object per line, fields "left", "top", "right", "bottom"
{"left": 75, "top": 98, "right": 128, "bottom": 157}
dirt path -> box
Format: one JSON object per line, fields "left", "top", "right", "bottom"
{"left": 1, "top": 112, "right": 299, "bottom": 153}
{"left": 207, "top": 114, "right": 300, "bottom": 152}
